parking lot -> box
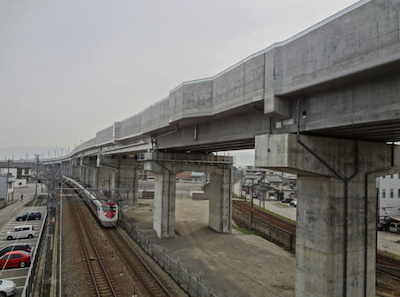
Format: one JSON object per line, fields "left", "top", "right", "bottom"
{"left": 0, "top": 183, "right": 46, "bottom": 297}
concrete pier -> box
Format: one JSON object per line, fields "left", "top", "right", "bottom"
{"left": 255, "top": 133, "right": 400, "bottom": 297}
{"left": 143, "top": 151, "right": 233, "bottom": 238}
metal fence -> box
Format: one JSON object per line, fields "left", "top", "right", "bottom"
{"left": 22, "top": 210, "right": 49, "bottom": 297}
{"left": 118, "top": 219, "right": 217, "bottom": 297}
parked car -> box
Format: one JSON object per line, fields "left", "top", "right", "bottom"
{"left": 0, "top": 251, "right": 31, "bottom": 269}
{"left": 389, "top": 222, "right": 400, "bottom": 234}
{"left": 16, "top": 211, "right": 42, "bottom": 221}
{"left": 0, "top": 279, "right": 17, "bottom": 296}
{"left": 377, "top": 217, "right": 391, "bottom": 231}
{"left": 0, "top": 243, "right": 32, "bottom": 257}
{"left": 290, "top": 199, "right": 297, "bottom": 207}
{"left": 281, "top": 198, "right": 293, "bottom": 204}
{"left": 6, "top": 225, "right": 35, "bottom": 240}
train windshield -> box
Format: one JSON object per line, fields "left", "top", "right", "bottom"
{"left": 102, "top": 204, "right": 116, "bottom": 212}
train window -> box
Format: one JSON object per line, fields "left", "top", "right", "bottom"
{"left": 102, "top": 204, "right": 116, "bottom": 212}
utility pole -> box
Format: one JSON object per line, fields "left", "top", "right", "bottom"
{"left": 34, "top": 154, "right": 39, "bottom": 199}
{"left": 251, "top": 177, "right": 254, "bottom": 227}
{"left": 5, "top": 159, "right": 10, "bottom": 203}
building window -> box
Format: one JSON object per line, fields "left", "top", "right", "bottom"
{"left": 391, "top": 174, "right": 394, "bottom": 179}
{"left": 382, "top": 189, "right": 386, "bottom": 198}
{"left": 398, "top": 189, "right": 400, "bottom": 198}
{"left": 390, "top": 188, "right": 394, "bottom": 198}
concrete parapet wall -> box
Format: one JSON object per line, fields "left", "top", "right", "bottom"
{"left": 96, "top": 125, "right": 114, "bottom": 146}
{"left": 213, "top": 53, "right": 265, "bottom": 114}
{"left": 142, "top": 98, "right": 169, "bottom": 133}
{"left": 276, "top": 0, "right": 398, "bottom": 94}
{"left": 114, "top": 113, "right": 143, "bottom": 140}
{"left": 78, "top": 138, "right": 97, "bottom": 152}
{"left": 169, "top": 79, "right": 213, "bottom": 123}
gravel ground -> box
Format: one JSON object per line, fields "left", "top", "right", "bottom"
{"left": 61, "top": 195, "right": 93, "bottom": 297}
{"left": 123, "top": 181, "right": 296, "bottom": 297}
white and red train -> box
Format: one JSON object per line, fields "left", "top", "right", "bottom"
{"left": 63, "top": 176, "right": 118, "bottom": 227}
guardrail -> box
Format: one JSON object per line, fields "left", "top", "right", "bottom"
{"left": 21, "top": 210, "right": 49, "bottom": 297}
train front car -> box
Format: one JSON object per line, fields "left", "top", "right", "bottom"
{"left": 97, "top": 202, "right": 118, "bottom": 227}
{"left": 63, "top": 176, "right": 119, "bottom": 228}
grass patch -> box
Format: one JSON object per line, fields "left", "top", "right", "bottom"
{"left": 233, "top": 225, "right": 257, "bottom": 235}
{"left": 24, "top": 196, "right": 45, "bottom": 206}
{"left": 377, "top": 250, "right": 400, "bottom": 261}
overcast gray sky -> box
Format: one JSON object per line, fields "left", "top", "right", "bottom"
{"left": 0, "top": 0, "right": 359, "bottom": 162}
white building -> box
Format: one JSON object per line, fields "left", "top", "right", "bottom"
{"left": 0, "top": 175, "right": 15, "bottom": 202}
{"left": 377, "top": 173, "right": 400, "bottom": 217}
{"left": 0, "top": 168, "right": 17, "bottom": 178}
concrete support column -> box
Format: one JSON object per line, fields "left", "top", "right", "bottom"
{"left": 152, "top": 165, "right": 176, "bottom": 238}
{"left": 89, "top": 167, "right": 97, "bottom": 188}
{"left": 98, "top": 168, "right": 114, "bottom": 192}
{"left": 143, "top": 151, "right": 234, "bottom": 238}
{"left": 78, "top": 159, "right": 83, "bottom": 181}
{"left": 116, "top": 165, "right": 140, "bottom": 207}
{"left": 255, "top": 134, "right": 400, "bottom": 297}
{"left": 65, "top": 162, "right": 71, "bottom": 177}
{"left": 209, "top": 166, "right": 232, "bottom": 233}
{"left": 72, "top": 160, "right": 80, "bottom": 180}
{"left": 82, "top": 167, "right": 88, "bottom": 185}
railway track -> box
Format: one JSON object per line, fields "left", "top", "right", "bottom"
{"left": 68, "top": 189, "right": 118, "bottom": 297}
{"left": 105, "top": 227, "right": 174, "bottom": 297}
{"left": 377, "top": 252, "right": 400, "bottom": 280}
{"left": 63, "top": 183, "right": 181, "bottom": 297}
{"left": 233, "top": 200, "right": 400, "bottom": 281}
{"left": 233, "top": 200, "right": 296, "bottom": 235}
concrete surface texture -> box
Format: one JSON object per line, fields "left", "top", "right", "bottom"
{"left": 255, "top": 134, "right": 400, "bottom": 297}
{"left": 123, "top": 197, "right": 296, "bottom": 297}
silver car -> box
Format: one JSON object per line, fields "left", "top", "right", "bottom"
{"left": 0, "top": 279, "right": 17, "bottom": 297}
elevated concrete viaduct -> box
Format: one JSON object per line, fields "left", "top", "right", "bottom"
{"left": 34, "top": 0, "right": 400, "bottom": 296}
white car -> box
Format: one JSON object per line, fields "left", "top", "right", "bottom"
{"left": 0, "top": 279, "right": 17, "bottom": 296}
{"left": 6, "top": 225, "right": 35, "bottom": 240}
